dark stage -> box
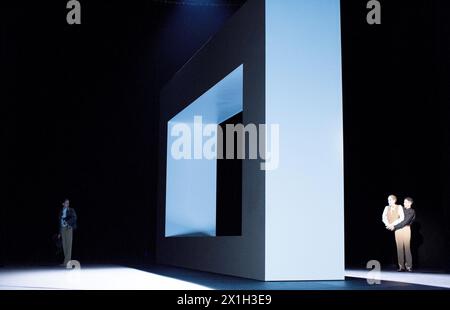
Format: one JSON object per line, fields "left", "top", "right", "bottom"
{"left": 2, "top": 0, "right": 450, "bottom": 297}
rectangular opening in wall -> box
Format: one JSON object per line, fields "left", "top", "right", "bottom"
{"left": 165, "top": 65, "right": 244, "bottom": 237}
{"left": 216, "top": 112, "right": 243, "bottom": 236}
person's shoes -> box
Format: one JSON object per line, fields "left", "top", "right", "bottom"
{"left": 397, "top": 267, "right": 405, "bottom": 272}
{"left": 406, "top": 267, "right": 413, "bottom": 272}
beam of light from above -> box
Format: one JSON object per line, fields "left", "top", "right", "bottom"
{"left": 151, "top": 0, "right": 243, "bottom": 7}
{"left": 0, "top": 266, "right": 211, "bottom": 290}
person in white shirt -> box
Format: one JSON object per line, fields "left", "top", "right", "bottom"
{"left": 382, "top": 194, "right": 405, "bottom": 271}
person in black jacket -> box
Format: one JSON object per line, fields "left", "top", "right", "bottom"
{"left": 58, "top": 199, "right": 77, "bottom": 266}
{"left": 393, "top": 197, "right": 416, "bottom": 272}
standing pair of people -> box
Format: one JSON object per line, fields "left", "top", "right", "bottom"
{"left": 382, "top": 195, "right": 416, "bottom": 272}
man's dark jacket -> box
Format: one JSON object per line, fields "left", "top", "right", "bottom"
{"left": 60, "top": 208, "right": 77, "bottom": 230}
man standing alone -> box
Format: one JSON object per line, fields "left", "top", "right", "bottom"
{"left": 59, "top": 199, "right": 77, "bottom": 267}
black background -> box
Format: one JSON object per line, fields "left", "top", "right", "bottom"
{"left": 341, "top": 0, "right": 450, "bottom": 270}
{"left": 1, "top": 0, "right": 450, "bottom": 271}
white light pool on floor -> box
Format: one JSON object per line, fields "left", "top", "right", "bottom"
{"left": 346, "top": 269, "right": 450, "bottom": 289}
{"left": 0, "top": 266, "right": 211, "bottom": 290}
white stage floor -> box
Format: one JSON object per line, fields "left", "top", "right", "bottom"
{"left": 346, "top": 269, "right": 450, "bottom": 289}
{"left": 0, "top": 266, "right": 210, "bottom": 290}
{"left": 0, "top": 266, "right": 448, "bottom": 290}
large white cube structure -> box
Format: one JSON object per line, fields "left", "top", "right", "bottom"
{"left": 157, "top": 0, "right": 344, "bottom": 281}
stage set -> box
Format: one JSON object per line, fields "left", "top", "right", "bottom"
{"left": 2, "top": 0, "right": 450, "bottom": 291}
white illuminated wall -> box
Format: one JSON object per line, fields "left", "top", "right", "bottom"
{"left": 265, "top": 0, "right": 344, "bottom": 280}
